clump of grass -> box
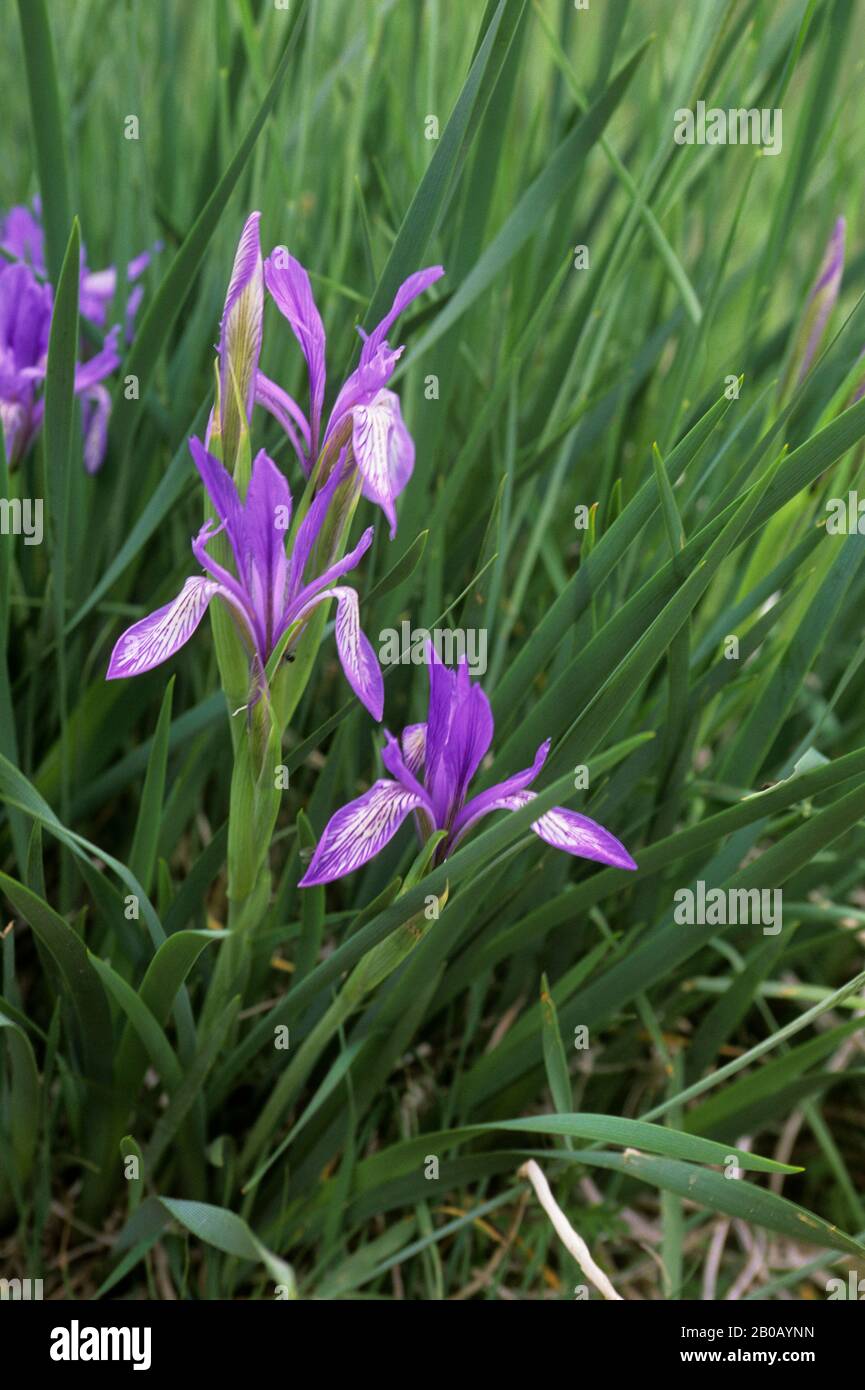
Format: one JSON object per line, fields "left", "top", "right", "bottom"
{"left": 1, "top": 0, "right": 864, "bottom": 1300}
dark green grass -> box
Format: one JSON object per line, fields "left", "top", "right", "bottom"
{"left": 1, "top": 0, "right": 864, "bottom": 1300}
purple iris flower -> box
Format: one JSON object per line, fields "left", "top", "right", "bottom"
{"left": 1, "top": 201, "right": 154, "bottom": 332}
{"left": 0, "top": 201, "right": 155, "bottom": 472}
{"left": 259, "top": 248, "right": 443, "bottom": 538}
{"left": 106, "top": 436, "right": 384, "bottom": 720}
{"left": 299, "top": 652, "right": 637, "bottom": 887}
{"left": 783, "top": 215, "right": 845, "bottom": 396}
{"left": 0, "top": 261, "right": 120, "bottom": 471}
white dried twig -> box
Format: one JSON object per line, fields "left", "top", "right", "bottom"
{"left": 519, "top": 1159, "right": 623, "bottom": 1301}
{"left": 702, "top": 1218, "right": 730, "bottom": 1301}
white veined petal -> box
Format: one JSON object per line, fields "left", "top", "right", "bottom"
{"left": 289, "top": 584, "right": 384, "bottom": 720}
{"left": 300, "top": 780, "right": 425, "bottom": 886}
{"left": 401, "top": 722, "right": 427, "bottom": 776}
{"left": 332, "top": 586, "right": 383, "bottom": 720}
{"left": 531, "top": 806, "right": 638, "bottom": 869}
{"left": 107, "top": 577, "right": 220, "bottom": 678}
{"left": 351, "top": 389, "right": 411, "bottom": 538}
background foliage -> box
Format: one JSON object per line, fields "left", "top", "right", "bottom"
{"left": 1, "top": 0, "right": 865, "bottom": 1300}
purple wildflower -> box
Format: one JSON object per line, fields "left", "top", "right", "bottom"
{"left": 783, "top": 216, "right": 845, "bottom": 397}
{"left": 0, "top": 201, "right": 156, "bottom": 471}
{"left": 1, "top": 201, "right": 155, "bottom": 333}
{"left": 259, "top": 249, "right": 443, "bottom": 537}
{"left": 106, "top": 437, "right": 384, "bottom": 720}
{"left": 0, "top": 260, "right": 120, "bottom": 470}
{"left": 299, "top": 651, "right": 636, "bottom": 887}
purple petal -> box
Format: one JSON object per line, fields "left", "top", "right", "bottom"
{"left": 264, "top": 247, "right": 326, "bottom": 457}
{"left": 78, "top": 267, "right": 116, "bottom": 326}
{"left": 352, "top": 389, "right": 415, "bottom": 538}
{"left": 284, "top": 516, "right": 373, "bottom": 621}
{"left": 379, "top": 390, "right": 415, "bottom": 497}
{"left": 188, "top": 436, "right": 246, "bottom": 572}
{"left": 78, "top": 249, "right": 155, "bottom": 327}
{"left": 423, "top": 645, "right": 458, "bottom": 822}
{"left": 448, "top": 660, "right": 494, "bottom": 803}
{"left": 255, "top": 369, "right": 311, "bottom": 472}
{"left": 327, "top": 584, "right": 384, "bottom": 721}
{"left": 1, "top": 399, "right": 32, "bottom": 465}
{"left": 127, "top": 248, "right": 155, "bottom": 282}
{"left": 381, "top": 728, "right": 433, "bottom": 807}
{"left": 220, "top": 212, "right": 264, "bottom": 423}
{"left": 80, "top": 267, "right": 115, "bottom": 298}
{"left": 450, "top": 738, "right": 551, "bottom": 844}
{"left": 283, "top": 458, "right": 345, "bottom": 604}
{"left": 0, "top": 263, "right": 53, "bottom": 372}
{"left": 530, "top": 802, "right": 637, "bottom": 870}
{"left": 1, "top": 204, "right": 46, "bottom": 274}
{"left": 450, "top": 779, "right": 636, "bottom": 870}
{"left": 299, "top": 779, "right": 425, "bottom": 886}
{"left": 81, "top": 383, "right": 111, "bottom": 474}
{"left": 242, "top": 448, "right": 291, "bottom": 648}
{"left": 72, "top": 326, "right": 121, "bottom": 395}
{"left": 453, "top": 784, "right": 637, "bottom": 869}
{"left": 361, "top": 266, "right": 444, "bottom": 365}
{"left": 106, "top": 576, "right": 220, "bottom": 678}
{"left": 289, "top": 582, "right": 383, "bottom": 719}
{"left": 191, "top": 518, "right": 260, "bottom": 646}
{"left": 326, "top": 350, "right": 399, "bottom": 437}
{"left": 401, "top": 722, "right": 426, "bottom": 776}
{"left": 323, "top": 266, "right": 444, "bottom": 440}
{"left": 794, "top": 216, "right": 846, "bottom": 388}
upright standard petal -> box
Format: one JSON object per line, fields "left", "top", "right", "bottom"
{"left": 360, "top": 266, "right": 444, "bottom": 365}
{"left": 448, "top": 660, "right": 494, "bottom": 805}
{"left": 299, "top": 779, "right": 426, "bottom": 886}
{"left": 286, "top": 523, "right": 375, "bottom": 626}
{"left": 106, "top": 577, "right": 222, "bottom": 678}
{"left": 189, "top": 436, "right": 246, "bottom": 570}
{"left": 283, "top": 457, "right": 347, "bottom": 604}
{"left": 265, "top": 247, "right": 326, "bottom": 457}
{"left": 219, "top": 212, "right": 264, "bottom": 454}
{"left": 449, "top": 738, "right": 551, "bottom": 845}
{"left": 324, "top": 266, "right": 444, "bottom": 439}
{"left": 242, "top": 448, "right": 291, "bottom": 648}
{"left": 424, "top": 646, "right": 458, "bottom": 824}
